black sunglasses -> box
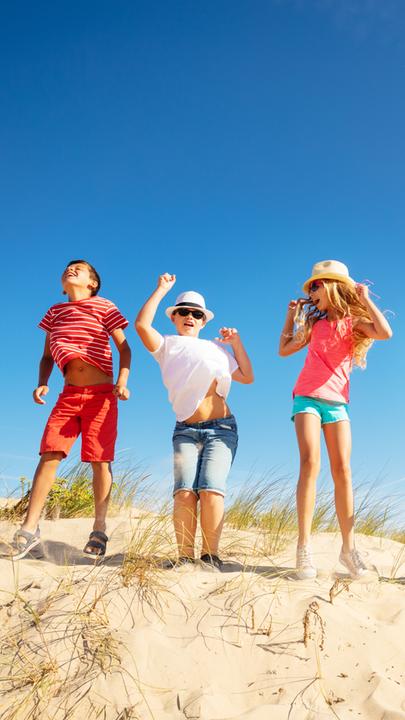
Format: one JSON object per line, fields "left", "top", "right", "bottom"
{"left": 174, "top": 307, "right": 206, "bottom": 320}
{"left": 308, "top": 280, "right": 324, "bottom": 293}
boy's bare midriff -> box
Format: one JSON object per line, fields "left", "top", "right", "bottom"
{"left": 64, "top": 358, "right": 113, "bottom": 387}
{"left": 184, "top": 380, "right": 231, "bottom": 424}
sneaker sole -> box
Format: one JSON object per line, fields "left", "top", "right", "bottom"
{"left": 198, "top": 560, "right": 222, "bottom": 572}
{"left": 11, "top": 538, "right": 43, "bottom": 561}
{"left": 339, "top": 557, "right": 367, "bottom": 579}
{"left": 296, "top": 569, "right": 317, "bottom": 580}
{"left": 82, "top": 551, "right": 106, "bottom": 562}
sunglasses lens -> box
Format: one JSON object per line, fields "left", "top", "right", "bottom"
{"left": 176, "top": 308, "right": 205, "bottom": 320}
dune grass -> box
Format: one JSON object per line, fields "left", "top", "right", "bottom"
{"left": 1, "top": 463, "right": 403, "bottom": 553}
{"left": 225, "top": 472, "right": 404, "bottom": 552}
{"left": 0, "top": 459, "right": 151, "bottom": 522}
{"left": 0, "top": 465, "right": 403, "bottom": 719}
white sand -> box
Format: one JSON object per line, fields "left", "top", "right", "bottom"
{"left": 0, "top": 515, "right": 404, "bottom": 719}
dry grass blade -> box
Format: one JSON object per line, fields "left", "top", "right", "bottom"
{"left": 303, "top": 601, "right": 325, "bottom": 651}
{"left": 329, "top": 578, "right": 351, "bottom": 604}
{"left": 119, "top": 512, "right": 180, "bottom": 620}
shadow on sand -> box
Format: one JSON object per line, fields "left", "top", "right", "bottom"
{"left": 1, "top": 539, "right": 297, "bottom": 578}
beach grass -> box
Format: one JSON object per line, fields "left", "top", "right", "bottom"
{"left": 225, "top": 473, "right": 404, "bottom": 550}
{"left": 0, "top": 467, "right": 403, "bottom": 719}
{"left": 0, "top": 459, "right": 151, "bottom": 522}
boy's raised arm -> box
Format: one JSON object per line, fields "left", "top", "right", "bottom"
{"left": 33, "top": 334, "right": 54, "bottom": 404}
{"left": 135, "top": 273, "right": 176, "bottom": 352}
{"left": 216, "top": 327, "right": 254, "bottom": 384}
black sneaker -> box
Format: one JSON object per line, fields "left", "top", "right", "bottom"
{"left": 162, "top": 556, "right": 195, "bottom": 570}
{"left": 200, "top": 553, "right": 223, "bottom": 571}
{"left": 165, "top": 556, "right": 195, "bottom": 570}
{"left": 177, "top": 556, "right": 195, "bottom": 566}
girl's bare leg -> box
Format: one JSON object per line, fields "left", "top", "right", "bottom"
{"left": 295, "top": 413, "right": 321, "bottom": 546}
{"left": 173, "top": 490, "right": 198, "bottom": 558}
{"left": 323, "top": 421, "right": 354, "bottom": 553}
{"left": 199, "top": 491, "right": 224, "bottom": 556}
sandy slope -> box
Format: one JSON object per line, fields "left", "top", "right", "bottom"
{"left": 0, "top": 515, "right": 404, "bottom": 720}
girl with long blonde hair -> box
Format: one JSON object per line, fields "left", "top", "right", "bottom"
{"left": 279, "top": 260, "right": 392, "bottom": 579}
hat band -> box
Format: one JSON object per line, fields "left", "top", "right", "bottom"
{"left": 175, "top": 302, "right": 205, "bottom": 310}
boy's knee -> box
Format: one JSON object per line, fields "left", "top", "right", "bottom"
{"left": 90, "top": 461, "right": 112, "bottom": 470}
{"left": 40, "top": 451, "right": 65, "bottom": 463}
{"left": 199, "top": 490, "right": 224, "bottom": 505}
{"left": 174, "top": 490, "right": 196, "bottom": 505}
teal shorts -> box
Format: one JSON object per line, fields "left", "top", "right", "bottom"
{"left": 292, "top": 395, "right": 350, "bottom": 425}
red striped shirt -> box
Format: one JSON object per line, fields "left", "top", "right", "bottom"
{"left": 39, "top": 296, "right": 128, "bottom": 376}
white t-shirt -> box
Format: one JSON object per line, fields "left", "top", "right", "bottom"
{"left": 151, "top": 335, "right": 239, "bottom": 421}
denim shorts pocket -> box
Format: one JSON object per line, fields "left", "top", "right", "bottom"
{"left": 216, "top": 426, "right": 238, "bottom": 453}
{"left": 218, "top": 419, "right": 237, "bottom": 430}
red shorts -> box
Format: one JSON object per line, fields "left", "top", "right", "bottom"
{"left": 40, "top": 384, "right": 118, "bottom": 462}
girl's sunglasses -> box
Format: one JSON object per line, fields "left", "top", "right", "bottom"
{"left": 175, "top": 307, "right": 206, "bottom": 320}
{"left": 308, "top": 280, "right": 324, "bottom": 293}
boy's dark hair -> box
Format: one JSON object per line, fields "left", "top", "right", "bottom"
{"left": 67, "top": 259, "right": 101, "bottom": 296}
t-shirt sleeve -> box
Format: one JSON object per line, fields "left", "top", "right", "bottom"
{"left": 104, "top": 303, "right": 129, "bottom": 334}
{"left": 38, "top": 307, "right": 53, "bottom": 332}
{"left": 224, "top": 348, "right": 239, "bottom": 375}
{"left": 213, "top": 340, "right": 238, "bottom": 374}
{"left": 150, "top": 335, "right": 166, "bottom": 363}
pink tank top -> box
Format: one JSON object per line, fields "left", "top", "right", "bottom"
{"left": 293, "top": 316, "right": 353, "bottom": 403}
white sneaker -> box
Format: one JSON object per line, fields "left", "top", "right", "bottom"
{"left": 339, "top": 547, "right": 367, "bottom": 579}
{"left": 296, "top": 545, "right": 317, "bottom": 579}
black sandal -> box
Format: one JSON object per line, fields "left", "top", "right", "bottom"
{"left": 83, "top": 531, "right": 108, "bottom": 558}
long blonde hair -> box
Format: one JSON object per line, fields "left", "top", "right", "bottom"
{"left": 294, "top": 280, "right": 373, "bottom": 368}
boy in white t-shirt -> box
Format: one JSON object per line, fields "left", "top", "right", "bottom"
{"left": 135, "top": 273, "right": 254, "bottom": 570}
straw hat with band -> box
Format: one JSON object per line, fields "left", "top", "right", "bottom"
{"left": 303, "top": 260, "right": 356, "bottom": 295}
{"left": 165, "top": 291, "right": 214, "bottom": 322}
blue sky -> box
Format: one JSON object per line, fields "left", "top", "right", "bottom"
{"left": 0, "top": 1, "right": 404, "bottom": 514}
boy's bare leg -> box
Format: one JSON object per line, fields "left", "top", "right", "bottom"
{"left": 21, "top": 452, "right": 64, "bottom": 533}
{"left": 199, "top": 491, "right": 224, "bottom": 556}
{"left": 91, "top": 461, "right": 113, "bottom": 537}
{"left": 173, "top": 490, "right": 198, "bottom": 557}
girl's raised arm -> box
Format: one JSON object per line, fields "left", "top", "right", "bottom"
{"left": 354, "top": 284, "right": 393, "bottom": 340}
{"left": 135, "top": 273, "right": 176, "bottom": 352}
{"left": 278, "top": 300, "right": 308, "bottom": 357}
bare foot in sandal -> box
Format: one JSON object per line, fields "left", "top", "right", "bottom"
{"left": 83, "top": 531, "right": 108, "bottom": 558}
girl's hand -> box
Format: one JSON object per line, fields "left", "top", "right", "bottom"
{"left": 287, "top": 300, "right": 299, "bottom": 315}
{"left": 217, "top": 327, "right": 240, "bottom": 346}
{"left": 157, "top": 273, "right": 176, "bottom": 294}
{"left": 355, "top": 283, "right": 370, "bottom": 303}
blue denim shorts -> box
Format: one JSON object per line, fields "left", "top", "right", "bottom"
{"left": 172, "top": 415, "right": 238, "bottom": 497}
{"left": 292, "top": 395, "right": 350, "bottom": 425}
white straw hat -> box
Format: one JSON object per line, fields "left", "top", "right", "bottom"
{"left": 303, "top": 260, "right": 356, "bottom": 294}
{"left": 165, "top": 291, "right": 214, "bottom": 322}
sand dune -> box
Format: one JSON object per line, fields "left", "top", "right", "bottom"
{"left": 0, "top": 515, "right": 404, "bottom": 719}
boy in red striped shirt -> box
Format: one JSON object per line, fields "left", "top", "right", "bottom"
{"left": 12, "top": 260, "right": 131, "bottom": 560}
